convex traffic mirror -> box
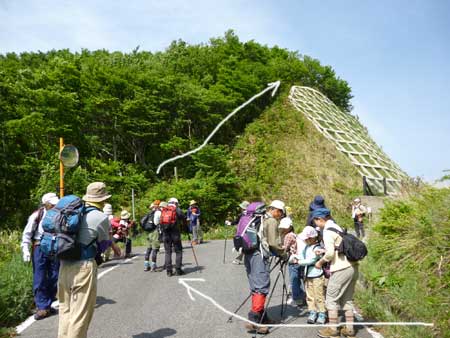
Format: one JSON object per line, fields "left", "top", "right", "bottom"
{"left": 59, "top": 145, "right": 79, "bottom": 168}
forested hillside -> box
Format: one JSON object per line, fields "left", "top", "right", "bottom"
{"left": 0, "top": 30, "right": 353, "bottom": 228}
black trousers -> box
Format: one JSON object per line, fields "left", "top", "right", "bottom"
{"left": 354, "top": 221, "right": 365, "bottom": 238}
{"left": 163, "top": 229, "right": 183, "bottom": 270}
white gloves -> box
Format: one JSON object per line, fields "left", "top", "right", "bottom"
{"left": 22, "top": 247, "right": 31, "bottom": 262}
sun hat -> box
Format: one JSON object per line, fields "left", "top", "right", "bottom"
{"left": 150, "top": 200, "right": 161, "bottom": 208}
{"left": 278, "top": 217, "right": 293, "bottom": 229}
{"left": 309, "top": 195, "right": 325, "bottom": 211}
{"left": 299, "top": 226, "right": 318, "bottom": 240}
{"left": 189, "top": 200, "right": 197, "bottom": 206}
{"left": 103, "top": 203, "right": 113, "bottom": 216}
{"left": 120, "top": 210, "right": 130, "bottom": 220}
{"left": 239, "top": 201, "right": 250, "bottom": 210}
{"left": 41, "top": 192, "right": 59, "bottom": 205}
{"left": 353, "top": 198, "right": 361, "bottom": 203}
{"left": 311, "top": 207, "right": 331, "bottom": 219}
{"left": 269, "top": 200, "right": 285, "bottom": 212}
{"left": 159, "top": 201, "right": 168, "bottom": 208}
{"left": 82, "top": 182, "right": 111, "bottom": 203}
{"left": 168, "top": 197, "right": 178, "bottom": 204}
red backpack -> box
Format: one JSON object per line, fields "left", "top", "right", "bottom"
{"left": 160, "top": 205, "right": 177, "bottom": 230}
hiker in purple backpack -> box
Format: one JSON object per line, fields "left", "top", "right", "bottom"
{"left": 21, "top": 192, "right": 60, "bottom": 320}
{"left": 242, "top": 200, "right": 287, "bottom": 334}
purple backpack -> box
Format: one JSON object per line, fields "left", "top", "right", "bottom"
{"left": 233, "top": 202, "right": 266, "bottom": 253}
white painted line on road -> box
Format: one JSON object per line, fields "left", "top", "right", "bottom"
{"left": 178, "top": 278, "right": 434, "bottom": 329}
{"left": 16, "top": 255, "right": 139, "bottom": 334}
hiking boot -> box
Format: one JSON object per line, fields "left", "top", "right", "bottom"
{"left": 316, "top": 312, "right": 327, "bottom": 325}
{"left": 175, "top": 268, "right": 185, "bottom": 276}
{"left": 341, "top": 327, "right": 356, "bottom": 338}
{"left": 232, "top": 259, "right": 242, "bottom": 265}
{"left": 307, "top": 311, "right": 317, "bottom": 324}
{"left": 286, "top": 297, "right": 294, "bottom": 305}
{"left": 317, "top": 327, "right": 340, "bottom": 338}
{"left": 34, "top": 309, "right": 50, "bottom": 320}
{"left": 144, "top": 261, "right": 150, "bottom": 271}
{"left": 167, "top": 269, "right": 173, "bottom": 277}
{"left": 244, "top": 323, "right": 269, "bottom": 334}
{"left": 150, "top": 262, "right": 157, "bottom": 272}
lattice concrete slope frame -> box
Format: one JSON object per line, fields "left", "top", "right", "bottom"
{"left": 288, "top": 86, "right": 407, "bottom": 194}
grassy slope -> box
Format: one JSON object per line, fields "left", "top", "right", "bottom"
{"left": 230, "top": 93, "right": 362, "bottom": 229}
{"left": 356, "top": 187, "right": 450, "bottom": 338}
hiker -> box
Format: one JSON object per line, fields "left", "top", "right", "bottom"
{"left": 143, "top": 200, "right": 162, "bottom": 272}
{"left": 351, "top": 198, "right": 367, "bottom": 238}
{"left": 279, "top": 217, "right": 306, "bottom": 308}
{"left": 312, "top": 208, "right": 359, "bottom": 338}
{"left": 111, "top": 210, "right": 134, "bottom": 258}
{"left": 21, "top": 192, "right": 60, "bottom": 320}
{"left": 101, "top": 203, "right": 114, "bottom": 261}
{"left": 231, "top": 200, "right": 250, "bottom": 265}
{"left": 161, "top": 197, "right": 186, "bottom": 277}
{"left": 244, "top": 200, "right": 287, "bottom": 334}
{"left": 187, "top": 200, "right": 202, "bottom": 245}
{"left": 58, "top": 182, "right": 120, "bottom": 338}
{"left": 296, "top": 226, "right": 327, "bottom": 325}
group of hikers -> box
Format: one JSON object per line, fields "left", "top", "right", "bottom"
{"left": 232, "top": 195, "right": 368, "bottom": 337}
{"left": 20, "top": 181, "right": 367, "bottom": 338}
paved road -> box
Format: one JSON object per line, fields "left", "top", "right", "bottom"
{"left": 19, "top": 240, "right": 373, "bottom": 338}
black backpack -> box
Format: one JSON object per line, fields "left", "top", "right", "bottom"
{"left": 327, "top": 227, "right": 368, "bottom": 262}
{"left": 140, "top": 209, "right": 157, "bottom": 232}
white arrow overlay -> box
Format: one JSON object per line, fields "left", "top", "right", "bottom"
{"left": 156, "top": 81, "right": 281, "bottom": 174}
{"left": 178, "top": 278, "right": 433, "bottom": 329}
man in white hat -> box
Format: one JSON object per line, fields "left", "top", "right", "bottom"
{"left": 351, "top": 198, "right": 367, "bottom": 238}
{"left": 244, "top": 199, "right": 288, "bottom": 334}
{"left": 58, "top": 182, "right": 119, "bottom": 338}
{"left": 21, "top": 192, "right": 60, "bottom": 320}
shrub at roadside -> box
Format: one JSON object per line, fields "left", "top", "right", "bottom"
{"left": 356, "top": 187, "right": 450, "bottom": 338}
{"left": 0, "top": 231, "right": 33, "bottom": 332}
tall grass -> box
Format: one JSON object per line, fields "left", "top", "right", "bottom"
{"left": 356, "top": 187, "right": 450, "bottom": 338}
{"left": 0, "top": 231, "right": 33, "bottom": 333}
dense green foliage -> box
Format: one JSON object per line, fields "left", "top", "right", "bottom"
{"left": 356, "top": 187, "right": 450, "bottom": 338}
{"left": 0, "top": 30, "right": 352, "bottom": 229}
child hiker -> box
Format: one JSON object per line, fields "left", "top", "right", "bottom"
{"left": 279, "top": 217, "right": 306, "bottom": 307}
{"left": 296, "top": 226, "right": 327, "bottom": 325}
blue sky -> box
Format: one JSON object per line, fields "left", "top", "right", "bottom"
{"left": 1, "top": 0, "right": 449, "bottom": 182}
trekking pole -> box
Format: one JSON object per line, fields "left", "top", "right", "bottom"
{"left": 227, "top": 258, "right": 282, "bottom": 324}
{"left": 227, "top": 293, "right": 252, "bottom": 323}
{"left": 187, "top": 233, "right": 200, "bottom": 269}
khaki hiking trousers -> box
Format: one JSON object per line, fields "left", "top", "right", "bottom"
{"left": 57, "top": 259, "right": 97, "bottom": 338}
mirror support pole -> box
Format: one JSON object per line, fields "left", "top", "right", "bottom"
{"left": 59, "top": 137, "right": 64, "bottom": 198}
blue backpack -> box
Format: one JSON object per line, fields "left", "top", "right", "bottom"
{"left": 40, "top": 195, "right": 95, "bottom": 260}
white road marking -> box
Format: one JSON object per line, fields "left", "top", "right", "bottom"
{"left": 16, "top": 255, "right": 139, "bottom": 334}
{"left": 178, "top": 278, "right": 434, "bottom": 329}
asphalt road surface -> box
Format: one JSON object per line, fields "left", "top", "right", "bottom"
{"left": 19, "top": 240, "right": 374, "bottom": 338}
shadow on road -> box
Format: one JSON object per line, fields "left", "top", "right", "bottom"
{"left": 95, "top": 295, "right": 117, "bottom": 308}
{"left": 132, "top": 328, "right": 177, "bottom": 338}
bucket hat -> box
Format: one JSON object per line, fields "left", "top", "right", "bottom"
{"left": 82, "top": 182, "right": 111, "bottom": 203}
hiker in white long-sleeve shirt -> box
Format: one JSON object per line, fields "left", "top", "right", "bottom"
{"left": 21, "top": 192, "right": 60, "bottom": 320}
